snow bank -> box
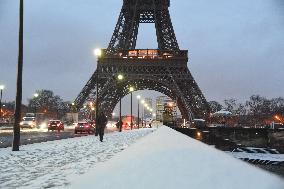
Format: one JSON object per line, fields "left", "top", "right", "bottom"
{"left": 69, "top": 126, "right": 284, "bottom": 189}
{"left": 0, "top": 129, "right": 154, "bottom": 188}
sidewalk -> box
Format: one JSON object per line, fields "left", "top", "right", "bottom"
{"left": 68, "top": 126, "right": 284, "bottom": 189}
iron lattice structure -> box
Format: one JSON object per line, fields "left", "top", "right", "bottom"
{"left": 75, "top": 0, "right": 209, "bottom": 120}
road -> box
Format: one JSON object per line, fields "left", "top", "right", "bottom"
{"left": 0, "top": 126, "right": 116, "bottom": 148}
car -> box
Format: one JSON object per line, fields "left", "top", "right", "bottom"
{"left": 88, "top": 120, "right": 96, "bottom": 128}
{"left": 191, "top": 119, "right": 207, "bottom": 128}
{"left": 75, "top": 122, "right": 95, "bottom": 134}
{"left": 20, "top": 117, "right": 36, "bottom": 129}
{"left": 47, "top": 120, "right": 64, "bottom": 131}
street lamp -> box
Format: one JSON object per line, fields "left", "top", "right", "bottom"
{"left": 94, "top": 48, "right": 102, "bottom": 57}
{"left": 118, "top": 74, "right": 124, "bottom": 132}
{"left": 137, "top": 95, "right": 141, "bottom": 129}
{"left": 129, "top": 86, "right": 134, "bottom": 130}
{"left": 33, "top": 93, "right": 39, "bottom": 115}
{"left": 0, "top": 85, "right": 5, "bottom": 119}
{"left": 94, "top": 48, "right": 102, "bottom": 134}
{"left": 118, "top": 74, "right": 124, "bottom": 80}
{"left": 141, "top": 100, "right": 145, "bottom": 127}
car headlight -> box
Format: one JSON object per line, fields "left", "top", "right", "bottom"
{"left": 20, "top": 122, "right": 23, "bottom": 125}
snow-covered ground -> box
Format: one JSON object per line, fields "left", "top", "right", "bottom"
{"left": 0, "top": 128, "right": 154, "bottom": 189}
{"left": 0, "top": 126, "right": 284, "bottom": 189}
{"left": 68, "top": 126, "right": 284, "bottom": 189}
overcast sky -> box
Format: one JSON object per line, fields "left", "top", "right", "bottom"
{"left": 0, "top": 0, "right": 283, "bottom": 114}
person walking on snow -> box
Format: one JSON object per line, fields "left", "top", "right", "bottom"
{"left": 96, "top": 112, "right": 108, "bottom": 142}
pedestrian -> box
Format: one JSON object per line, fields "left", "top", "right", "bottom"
{"left": 116, "top": 119, "right": 123, "bottom": 130}
{"left": 96, "top": 112, "right": 108, "bottom": 142}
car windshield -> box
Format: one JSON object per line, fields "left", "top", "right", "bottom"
{"left": 78, "top": 123, "right": 88, "bottom": 126}
{"left": 23, "top": 117, "right": 35, "bottom": 121}
{"left": 50, "top": 121, "right": 60, "bottom": 124}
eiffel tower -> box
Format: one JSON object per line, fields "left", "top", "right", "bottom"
{"left": 74, "top": 0, "right": 209, "bottom": 120}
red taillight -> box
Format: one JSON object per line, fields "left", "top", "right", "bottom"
{"left": 57, "top": 123, "right": 60, "bottom": 127}
{"left": 85, "top": 125, "right": 90, "bottom": 128}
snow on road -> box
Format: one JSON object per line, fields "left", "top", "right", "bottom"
{"left": 0, "top": 128, "right": 154, "bottom": 189}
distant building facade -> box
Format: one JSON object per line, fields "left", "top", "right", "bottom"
{"left": 156, "top": 96, "right": 177, "bottom": 122}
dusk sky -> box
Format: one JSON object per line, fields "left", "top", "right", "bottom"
{"left": 0, "top": 0, "right": 284, "bottom": 114}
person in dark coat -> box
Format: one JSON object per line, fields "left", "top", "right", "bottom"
{"left": 116, "top": 119, "right": 123, "bottom": 130}
{"left": 96, "top": 112, "right": 108, "bottom": 142}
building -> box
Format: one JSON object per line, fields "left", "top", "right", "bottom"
{"left": 156, "top": 96, "right": 177, "bottom": 122}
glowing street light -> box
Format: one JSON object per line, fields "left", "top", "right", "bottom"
{"left": 117, "top": 74, "right": 124, "bottom": 132}
{"left": 274, "top": 115, "right": 281, "bottom": 122}
{"left": 197, "top": 131, "right": 201, "bottom": 137}
{"left": 94, "top": 48, "right": 102, "bottom": 57}
{"left": 33, "top": 93, "right": 39, "bottom": 114}
{"left": 118, "top": 74, "right": 124, "bottom": 80}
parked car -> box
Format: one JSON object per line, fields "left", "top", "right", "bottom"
{"left": 20, "top": 117, "right": 36, "bottom": 129}
{"left": 191, "top": 119, "right": 207, "bottom": 128}
{"left": 47, "top": 120, "right": 64, "bottom": 131}
{"left": 75, "top": 122, "right": 95, "bottom": 134}
{"left": 88, "top": 120, "right": 96, "bottom": 128}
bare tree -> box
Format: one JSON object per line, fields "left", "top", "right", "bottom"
{"left": 246, "top": 95, "right": 271, "bottom": 115}
{"left": 224, "top": 98, "right": 237, "bottom": 113}
{"left": 270, "top": 97, "right": 284, "bottom": 114}
{"left": 12, "top": 0, "right": 24, "bottom": 151}
{"left": 28, "top": 90, "right": 69, "bottom": 119}
{"left": 208, "top": 101, "right": 222, "bottom": 113}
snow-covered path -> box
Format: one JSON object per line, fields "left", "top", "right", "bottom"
{"left": 69, "top": 126, "right": 284, "bottom": 189}
{"left": 0, "top": 129, "right": 154, "bottom": 189}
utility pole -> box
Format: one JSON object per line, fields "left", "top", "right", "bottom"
{"left": 13, "top": 0, "right": 24, "bottom": 151}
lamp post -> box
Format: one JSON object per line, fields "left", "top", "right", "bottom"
{"left": 141, "top": 100, "right": 145, "bottom": 127}
{"left": 129, "top": 86, "right": 134, "bottom": 130}
{"left": 94, "top": 48, "right": 102, "bottom": 125}
{"left": 0, "top": 85, "right": 5, "bottom": 119}
{"left": 137, "top": 95, "right": 141, "bottom": 129}
{"left": 118, "top": 74, "right": 124, "bottom": 132}
{"left": 33, "top": 93, "right": 39, "bottom": 115}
